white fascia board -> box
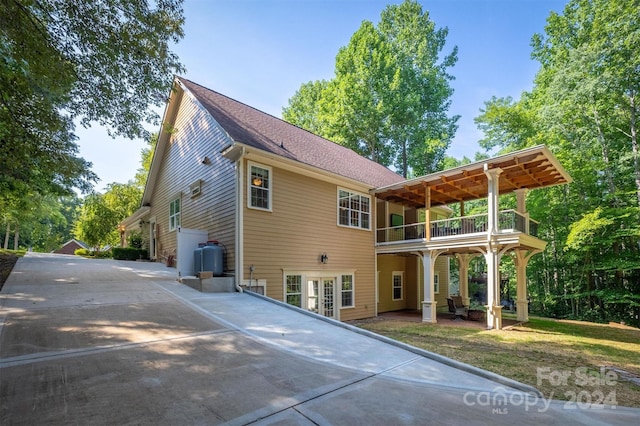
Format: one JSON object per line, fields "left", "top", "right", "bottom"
{"left": 119, "top": 206, "right": 151, "bottom": 229}
{"left": 141, "top": 77, "right": 185, "bottom": 206}
{"left": 227, "top": 141, "right": 374, "bottom": 193}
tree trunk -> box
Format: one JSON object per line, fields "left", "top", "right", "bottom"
{"left": 4, "top": 222, "right": 9, "bottom": 249}
{"left": 369, "top": 134, "right": 378, "bottom": 163}
{"left": 593, "top": 107, "right": 617, "bottom": 200}
{"left": 629, "top": 91, "right": 640, "bottom": 211}
{"left": 13, "top": 225, "right": 19, "bottom": 250}
{"left": 402, "top": 138, "right": 408, "bottom": 178}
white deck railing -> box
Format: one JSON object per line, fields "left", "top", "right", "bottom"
{"left": 376, "top": 210, "right": 540, "bottom": 244}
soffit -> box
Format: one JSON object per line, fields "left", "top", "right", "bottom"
{"left": 373, "top": 145, "right": 572, "bottom": 208}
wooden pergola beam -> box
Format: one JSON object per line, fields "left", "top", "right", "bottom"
{"left": 441, "top": 175, "right": 485, "bottom": 198}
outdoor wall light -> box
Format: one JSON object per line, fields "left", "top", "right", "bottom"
{"left": 320, "top": 253, "right": 328, "bottom": 264}
{"left": 202, "top": 156, "right": 211, "bottom": 165}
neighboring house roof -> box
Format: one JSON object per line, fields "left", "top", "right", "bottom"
{"left": 178, "top": 77, "right": 405, "bottom": 188}
{"left": 52, "top": 239, "right": 89, "bottom": 254}
{"left": 66, "top": 239, "right": 88, "bottom": 249}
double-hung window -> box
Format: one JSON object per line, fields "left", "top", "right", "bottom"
{"left": 341, "top": 274, "right": 354, "bottom": 308}
{"left": 248, "top": 162, "right": 271, "bottom": 211}
{"left": 169, "top": 198, "right": 180, "bottom": 231}
{"left": 392, "top": 271, "right": 403, "bottom": 301}
{"left": 338, "top": 189, "right": 370, "bottom": 230}
{"left": 285, "top": 275, "right": 302, "bottom": 307}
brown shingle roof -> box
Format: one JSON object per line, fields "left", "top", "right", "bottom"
{"left": 178, "top": 78, "right": 404, "bottom": 188}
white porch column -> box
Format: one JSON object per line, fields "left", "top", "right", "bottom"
{"left": 514, "top": 250, "right": 534, "bottom": 322}
{"left": 484, "top": 247, "right": 502, "bottom": 329}
{"left": 455, "top": 253, "right": 473, "bottom": 307}
{"left": 421, "top": 251, "right": 437, "bottom": 323}
{"left": 484, "top": 166, "right": 503, "bottom": 235}
{"left": 484, "top": 165, "right": 504, "bottom": 329}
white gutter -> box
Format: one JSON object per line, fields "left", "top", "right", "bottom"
{"left": 234, "top": 147, "right": 246, "bottom": 293}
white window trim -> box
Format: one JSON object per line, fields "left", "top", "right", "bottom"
{"left": 340, "top": 274, "right": 355, "bottom": 309}
{"left": 282, "top": 271, "right": 356, "bottom": 313}
{"left": 247, "top": 161, "right": 272, "bottom": 212}
{"left": 284, "top": 274, "right": 302, "bottom": 307}
{"left": 434, "top": 272, "right": 440, "bottom": 294}
{"left": 242, "top": 279, "right": 267, "bottom": 294}
{"left": 392, "top": 271, "right": 404, "bottom": 301}
{"left": 169, "top": 197, "right": 181, "bottom": 232}
{"left": 337, "top": 187, "right": 371, "bottom": 231}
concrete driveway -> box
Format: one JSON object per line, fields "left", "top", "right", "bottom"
{"left": 1, "top": 253, "right": 637, "bottom": 425}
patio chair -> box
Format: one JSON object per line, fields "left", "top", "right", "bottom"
{"left": 447, "top": 297, "right": 468, "bottom": 320}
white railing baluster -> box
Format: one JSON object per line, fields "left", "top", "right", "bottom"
{"left": 376, "top": 210, "right": 540, "bottom": 244}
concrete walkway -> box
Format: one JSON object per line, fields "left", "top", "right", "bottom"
{"left": 0, "top": 253, "right": 637, "bottom": 425}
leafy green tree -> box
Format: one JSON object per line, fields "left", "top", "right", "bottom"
{"left": 283, "top": 0, "right": 458, "bottom": 176}
{"left": 74, "top": 192, "right": 114, "bottom": 250}
{"left": 74, "top": 182, "right": 142, "bottom": 250}
{"left": 377, "top": 0, "right": 458, "bottom": 176}
{"left": 531, "top": 0, "right": 640, "bottom": 210}
{"left": 16, "top": 195, "right": 81, "bottom": 252}
{"left": 2, "top": 119, "right": 156, "bottom": 252}
{"left": 0, "top": 0, "right": 184, "bottom": 204}
{"left": 475, "top": 0, "right": 640, "bottom": 326}
{"left": 321, "top": 20, "right": 397, "bottom": 166}
{"left": 72, "top": 129, "right": 156, "bottom": 251}
{"left": 282, "top": 81, "right": 329, "bottom": 136}
{"left": 134, "top": 132, "right": 159, "bottom": 189}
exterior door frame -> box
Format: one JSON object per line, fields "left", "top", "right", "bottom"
{"left": 307, "top": 277, "right": 338, "bottom": 320}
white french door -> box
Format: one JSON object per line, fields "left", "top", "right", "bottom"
{"left": 306, "top": 277, "right": 337, "bottom": 319}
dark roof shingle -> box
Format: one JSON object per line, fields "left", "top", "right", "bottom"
{"left": 178, "top": 78, "right": 404, "bottom": 188}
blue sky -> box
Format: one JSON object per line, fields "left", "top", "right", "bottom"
{"left": 77, "top": 0, "right": 567, "bottom": 191}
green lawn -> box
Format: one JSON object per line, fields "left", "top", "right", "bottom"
{"left": 351, "top": 315, "right": 640, "bottom": 408}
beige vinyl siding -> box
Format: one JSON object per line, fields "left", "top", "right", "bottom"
{"left": 243, "top": 160, "right": 376, "bottom": 321}
{"left": 146, "top": 88, "right": 236, "bottom": 271}
{"left": 387, "top": 203, "right": 404, "bottom": 225}
{"left": 378, "top": 253, "right": 450, "bottom": 314}
{"left": 435, "top": 256, "right": 450, "bottom": 309}
{"left": 405, "top": 255, "right": 419, "bottom": 309}
{"left": 377, "top": 255, "right": 410, "bottom": 313}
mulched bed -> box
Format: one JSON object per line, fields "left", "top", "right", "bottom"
{"left": 0, "top": 253, "right": 19, "bottom": 291}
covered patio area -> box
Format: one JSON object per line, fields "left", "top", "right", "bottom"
{"left": 377, "top": 310, "right": 523, "bottom": 329}
{"left": 372, "top": 145, "right": 572, "bottom": 330}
